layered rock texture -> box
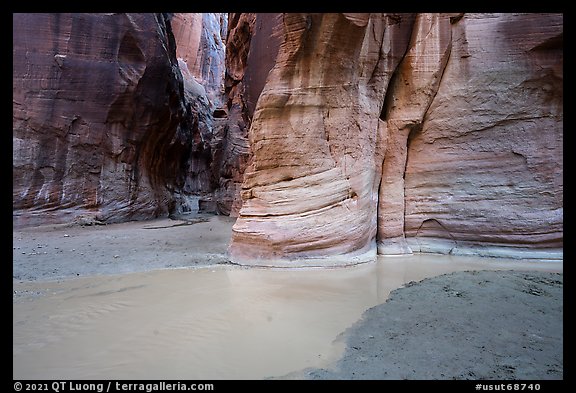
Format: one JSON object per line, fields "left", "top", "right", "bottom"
{"left": 402, "top": 13, "right": 563, "bottom": 258}
{"left": 229, "top": 13, "right": 563, "bottom": 265}
{"left": 170, "top": 13, "right": 229, "bottom": 214}
{"left": 171, "top": 13, "right": 226, "bottom": 107}
{"left": 213, "top": 13, "right": 281, "bottom": 215}
{"left": 13, "top": 13, "right": 233, "bottom": 225}
{"left": 13, "top": 13, "right": 191, "bottom": 227}
{"left": 169, "top": 13, "right": 280, "bottom": 216}
{"left": 230, "top": 13, "right": 417, "bottom": 265}
{"left": 13, "top": 13, "right": 562, "bottom": 265}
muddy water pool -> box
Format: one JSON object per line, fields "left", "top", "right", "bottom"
{"left": 13, "top": 254, "right": 562, "bottom": 379}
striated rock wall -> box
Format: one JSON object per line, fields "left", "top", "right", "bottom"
{"left": 403, "top": 13, "right": 563, "bottom": 258}
{"left": 171, "top": 13, "right": 227, "bottom": 107}
{"left": 11, "top": 12, "right": 275, "bottom": 224}
{"left": 169, "top": 12, "right": 279, "bottom": 216}
{"left": 230, "top": 13, "right": 417, "bottom": 265}
{"left": 229, "top": 12, "right": 563, "bottom": 265}
{"left": 170, "top": 13, "right": 228, "bottom": 213}
{"left": 13, "top": 13, "right": 191, "bottom": 228}
{"left": 211, "top": 13, "right": 282, "bottom": 216}
{"left": 377, "top": 13, "right": 452, "bottom": 255}
{"left": 13, "top": 13, "right": 562, "bottom": 262}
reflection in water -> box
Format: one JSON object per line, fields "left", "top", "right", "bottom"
{"left": 13, "top": 254, "right": 562, "bottom": 379}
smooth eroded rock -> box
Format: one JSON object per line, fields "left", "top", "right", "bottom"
{"left": 230, "top": 13, "right": 416, "bottom": 266}
{"left": 13, "top": 13, "right": 190, "bottom": 228}
{"left": 229, "top": 12, "right": 563, "bottom": 265}
{"left": 403, "top": 13, "right": 563, "bottom": 258}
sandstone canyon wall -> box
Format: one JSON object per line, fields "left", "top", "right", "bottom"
{"left": 13, "top": 13, "right": 235, "bottom": 225}
{"left": 170, "top": 13, "right": 228, "bottom": 214}
{"left": 211, "top": 13, "right": 281, "bottom": 216}
{"left": 169, "top": 13, "right": 280, "bottom": 216}
{"left": 230, "top": 13, "right": 418, "bottom": 266}
{"left": 229, "top": 12, "right": 563, "bottom": 265}
{"left": 13, "top": 13, "right": 191, "bottom": 227}
{"left": 13, "top": 13, "right": 563, "bottom": 264}
{"left": 171, "top": 12, "right": 226, "bottom": 107}
{"left": 403, "top": 13, "right": 563, "bottom": 258}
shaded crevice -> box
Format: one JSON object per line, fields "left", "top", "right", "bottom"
{"left": 377, "top": 14, "right": 453, "bottom": 252}
{"left": 118, "top": 31, "right": 145, "bottom": 65}
{"left": 530, "top": 32, "right": 562, "bottom": 52}
{"left": 449, "top": 13, "right": 464, "bottom": 24}
{"left": 415, "top": 218, "right": 458, "bottom": 253}
{"left": 511, "top": 150, "right": 529, "bottom": 165}
{"left": 379, "top": 67, "right": 399, "bottom": 121}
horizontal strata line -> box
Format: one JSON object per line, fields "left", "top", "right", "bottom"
{"left": 252, "top": 135, "right": 331, "bottom": 142}
{"left": 406, "top": 226, "right": 561, "bottom": 234}
{"left": 15, "top": 202, "right": 79, "bottom": 212}
{"left": 405, "top": 232, "right": 562, "bottom": 241}
{"left": 263, "top": 84, "right": 355, "bottom": 92}
{"left": 421, "top": 115, "right": 559, "bottom": 144}
{"left": 238, "top": 195, "right": 354, "bottom": 220}
{"left": 243, "top": 166, "right": 339, "bottom": 189}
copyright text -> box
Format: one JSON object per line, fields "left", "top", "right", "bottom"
{"left": 13, "top": 382, "right": 214, "bottom": 393}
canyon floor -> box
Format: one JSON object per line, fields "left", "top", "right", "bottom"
{"left": 13, "top": 213, "right": 236, "bottom": 282}
{"left": 13, "top": 214, "right": 563, "bottom": 380}
{"left": 288, "top": 270, "right": 563, "bottom": 380}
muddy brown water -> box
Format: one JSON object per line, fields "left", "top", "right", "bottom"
{"left": 13, "top": 254, "right": 562, "bottom": 379}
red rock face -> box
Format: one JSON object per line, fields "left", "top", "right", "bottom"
{"left": 229, "top": 13, "right": 563, "bottom": 265}
{"left": 169, "top": 13, "right": 280, "bottom": 216}
{"left": 172, "top": 13, "right": 227, "bottom": 107}
{"left": 403, "top": 13, "right": 563, "bottom": 258}
{"left": 170, "top": 13, "right": 228, "bottom": 213}
{"left": 242, "top": 13, "right": 283, "bottom": 117}
{"left": 377, "top": 13, "right": 452, "bottom": 255}
{"left": 11, "top": 12, "right": 258, "bottom": 224}
{"left": 171, "top": 14, "right": 204, "bottom": 75}
{"left": 211, "top": 13, "right": 282, "bottom": 216}
{"left": 230, "top": 13, "right": 417, "bottom": 266}
{"left": 13, "top": 13, "right": 563, "bottom": 262}
{"left": 13, "top": 13, "right": 190, "bottom": 227}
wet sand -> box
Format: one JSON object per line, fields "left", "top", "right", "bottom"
{"left": 13, "top": 215, "right": 563, "bottom": 379}
{"left": 289, "top": 270, "right": 563, "bottom": 380}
